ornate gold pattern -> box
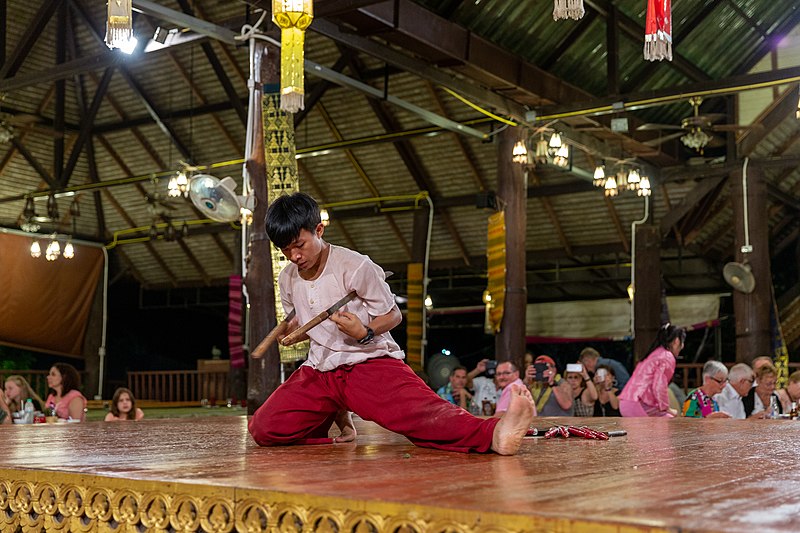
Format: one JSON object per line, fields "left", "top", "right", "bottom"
{"left": 0, "top": 469, "right": 669, "bottom": 533}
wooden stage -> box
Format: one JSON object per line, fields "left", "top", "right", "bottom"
{"left": 0, "top": 416, "right": 798, "bottom": 533}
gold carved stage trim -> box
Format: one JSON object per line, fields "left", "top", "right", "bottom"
{"left": 2, "top": 416, "right": 799, "bottom": 532}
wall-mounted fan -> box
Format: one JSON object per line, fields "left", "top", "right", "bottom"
{"left": 425, "top": 353, "right": 460, "bottom": 390}
{"left": 189, "top": 174, "right": 251, "bottom": 222}
{"left": 723, "top": 262, "right": 755, "bottom": 293}
{"left": 637, "top": 97, "right": 749, "bottom": 153}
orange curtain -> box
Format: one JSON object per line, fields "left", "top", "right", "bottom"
{"left": 0, "top": 232, "right": 103, "bottom": 357}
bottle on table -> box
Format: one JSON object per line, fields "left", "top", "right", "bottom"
{"left": 23, "top": 398, "right": 34, "bottom": 424}
{"left": 791, "top": 401, "right": 798, "bottom": 420}
{"left": 769, "top": 396, "right": 779, "bottom": 419}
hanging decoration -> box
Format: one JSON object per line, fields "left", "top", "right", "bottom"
{"left": 553, "top": 0, "right": 584, "bottom": 21}
{"left": 486, "top": 211, "right": 506, "bottom": 333}
{"left": 644, "top": 0, "right": 672, "bottom": 61}
{"left": 105, "top": 0, "right": 133, "bottom": 49}
{"left": 272, "top": 0, "right": 314, "bottom": 113}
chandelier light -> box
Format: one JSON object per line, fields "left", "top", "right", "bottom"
{"left": 512, "top": 140, "right": 528, "bottom": 164}
{"left": 534, "top": 136, "right": 549, "bottom": 165}
{"left": 593, "top": 165, "right": 606, "bottom": 187}
{"left": 548, "top": 132, "right": 562, "bottom": 150}
{"left": 45, "top": 235, "right": 61, "bottom": 262}
{"left": 680, "top": 128, "right": 711, "bottom": 152}
{"left": 627, "top": 168, "right": 641, "bottom": 190}
{"left": 638, "top": 176, "right": 652, "bottom": 197}
{"left": 553, "top": 144, "right": 570, "bottom": 168}
{"left": 63, "top": 239, "right": 75, "bottom": 260}
{"left": 30, "top": 240, "right": 41, "bottom": 258}
{"left": 604, "top": 175, "right": 618, "bottom": 197}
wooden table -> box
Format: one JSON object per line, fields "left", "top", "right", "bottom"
{"left": 0, "top": 416, "right": 797, "bottom": 532}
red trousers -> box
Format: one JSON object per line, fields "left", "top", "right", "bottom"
{"left": 249, "top": 357, "right": 498, "bottom": 453}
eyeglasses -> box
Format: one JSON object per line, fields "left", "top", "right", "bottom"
{"left": 709, "top": 376, "right": 727, "bottom": 384}
{"left": 495, "top": 371, "right": 515, "bottom": 377}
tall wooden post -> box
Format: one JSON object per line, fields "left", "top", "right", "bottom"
{"left": 406, "top": 204, "right": 430, "bottom": 371}
{"left": 246, "top": 42, "right": 280, "bottom": 414}
{"left": 730, "top": 165, "right": 771, "bottom": 363}
{"left": 633, "top": 225, "right": 661, "bottom": 362}
{"left": 494, "top": 126, "right": 527, "bottom": 366}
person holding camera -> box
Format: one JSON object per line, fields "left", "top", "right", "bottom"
{"left": 619, "top": 323, "right": 685, "bottom": 417}
{"left": 470, "top": 359, "right": 500, "bottom": 416}
{"left": 565, "top": 363, "right": 597, "bottom": 417}
{"left": 593, "top": 365, "right": 621, "bottom": 416}
{"left": 578, "top": 347, "right": 631, "bottom": 391}
{"left": 524, "top": 355, "right": 573, "bottom": 416}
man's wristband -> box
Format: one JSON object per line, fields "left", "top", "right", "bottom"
{"left": 358, "top": 326, "right": 375, "bottom": 345}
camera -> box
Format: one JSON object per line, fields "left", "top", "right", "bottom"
{"left": 484, "top": 360, "right": 498, "bottom": 377}
{"left": 566, "top": 363, "right": 583, "bottom": 374}
{"left": 533, "top": 362, "right": 548, "bottom": 382}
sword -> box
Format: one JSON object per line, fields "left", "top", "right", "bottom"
{"left": 280, "top": 290, "right": 359, "bottom": 346}
{"left": 250, "top": 309, "right": 296, "bottom": 359}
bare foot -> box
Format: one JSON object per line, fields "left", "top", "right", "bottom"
{"left": 333, "top": 410, "right": 357, "bottom": 444}
{"left": 491, "top": 384, "right": 534, "bottom": 455}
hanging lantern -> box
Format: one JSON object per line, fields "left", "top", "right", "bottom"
{"left": 548, "top": 132, "right": 562, "bottom": 149}
{"left": 63, "top": 239, "right": 75, "bottom": 260}
{"left": 105, "top": 0, "right": 134, "bottom": 50}
{"left": 627, "top": 168, "right": 641, "bottom": 190}
{"left": 512, "top": 140, "right": 528, "bottom": 164}
{"left": 638, "top": 176, "right": 652, "bottom": 197}
{"left": 644, "top": 0, "right": 672, "bottom": 61}
{"left": 553, "top": 144, "right": 569, "bottom": 168}
{"left": 553, "top": 0, "right": 584, "bottom": 21}
{"left": 272, "top": 0, "right": 314, "bottom": 113}
{"left": 30, "top": 240, "right": 41, "bottom": 259}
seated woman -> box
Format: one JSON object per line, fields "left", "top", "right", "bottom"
{"left": 744, "top": 364, "right": 782, "bottom": 418}
{"left": 565, "top": 363, "right": 597, "bottom": 417}
{"left": 105, "top": 387, "right": 145, "bottom": 421}
{"left": 0, "top": 391, "right": 11, "bottom": 425}
{"left": 682, "top": 361, "right": 731, "bottom": 418}
{"left": 4, "top": 375, "right": 44, "bottom": 414}
{"left": 593, "top": 365, "right": 621, "bottom": 416}
{"left": 44, "top": 363, "right": 87, "bottom": 422}
{"left": 776, "top": 370, "right": 800, "bottom": 413}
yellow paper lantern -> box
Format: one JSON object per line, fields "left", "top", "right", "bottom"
{"left": 272, "top": 0, "right": 313, "bottom": 113}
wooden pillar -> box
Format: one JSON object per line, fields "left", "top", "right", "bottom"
{"left": 406, "top": 204, "right": 430, "bottom": 370}
{"left": 730, "top": 165, "right": 771, "bottom": 363}
{"left": 246, "top": 42, "right": 280, "bottom": 414}
{"left": 633, "top": 225, "right": 661, "bottom": 363}
{"left": 494, "top": 126, "right": 527, "bottom": 366}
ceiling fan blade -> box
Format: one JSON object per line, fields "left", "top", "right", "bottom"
{"left": 642, "top": 131, "right": 685, "bottom": 146}
{"left": 710, "top": 124, "right": 755, "bottom": 132}
{"left": 683, "top": 114, "right": 727, "bottom": 127}
{"left": 637, "top": 123, "right": 685, "bottom": 131}
{"left": 705, "top": 135, "right": 727, "bottom": 148}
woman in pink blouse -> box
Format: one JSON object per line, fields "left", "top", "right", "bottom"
{"left": 45, "top": 363, "right": 87, "bottom": 422}
{"left": 619, "top": 324, "right": 686, "bottom": 417}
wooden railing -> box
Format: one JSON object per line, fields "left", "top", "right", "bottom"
{"left": 675, "top": 362, "right": 800, "bottom": 393}
{"left": 127, "top": 370, "right": 230, "bottom": 403}
{"left": 0, "top": 370, "right": 51, "bottom": 400}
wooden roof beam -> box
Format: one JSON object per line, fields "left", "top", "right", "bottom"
{"left": 0, "top": 0, "right": 62, "bottom": 79}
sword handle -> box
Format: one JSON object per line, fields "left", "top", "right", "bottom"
{"left": 280, "top": 312, "right": 328, "bottom": 346}
{"left": 251, "top": 310, "right": 296, "bottom": 358}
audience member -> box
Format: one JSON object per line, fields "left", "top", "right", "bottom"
{"left": 436, "top": 366, "right": 472, "bottom": 410}
{"left": 470, "top": 359, "right": 500, "bottom": 415}
{"left": 45, "top": 363, "right": 87, "bottom": 422}
{"left": 524, "top": 355, "right": 573, "bottom": 416}
{"left": 495, "top": 362, "right": 533, "bottom": 417}
{"left": 105, "top": 387, "right": 145, "bottom": 421}
{"left": 0, "top": 391, "right": 11, "bottom": 425}
{"left": 619, "top": 323, "right": 685, "bottom": 417}
{"left": 713, "top": 363, "right": 754, "bottom": 419}
{"left": 777, "top": 370, "right": 800, "bottom": 413}
{"left": 593, "top": 364, "right": 620, "bottom": 416}
{"left": 565, "top": 363, "right": 597, "bottom": 417}
{"left": 4, "top": 375, "right": 44, "bottom": 413}
{"left": 744, "top": 364, "right": 782, "bottom": 418}
{"left": 579, "top": 347, "right": 631, "bottom": 390}
{"left": 750, "top": 356, "right": 773, "bottom": 373}
{"left": 682, "top": 361, "right": 731, "bottom": 418}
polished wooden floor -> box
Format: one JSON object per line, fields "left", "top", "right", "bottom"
{"left": 1, "top": 415, "right": 798, "bottom": 532}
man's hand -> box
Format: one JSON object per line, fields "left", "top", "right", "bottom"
{"left": 707, "top": 411, "right": 731, "bottom": 419}
{"left": 330, "top": 311, "right": 369, "bottom": 340}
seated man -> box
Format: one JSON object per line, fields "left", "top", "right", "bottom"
{"left": 494, "top": 362, "right": 534, "bottom": 417}
{"left": 682, "top": 361, "right": 731, "bottom": 418}
{"left": 777, "top": 370, "right": 800, "bottom": 413}
{"left": 579, "top": 347, "right": 631, "bottom": 391}
{"left": 436, "top": 366, "right": 472, "bottom": 410}
{"left": 713, "top": 363, "right": 754, "bottom": 419}
{"left": 524, "top": 355, "right": 573, "bottom": 416}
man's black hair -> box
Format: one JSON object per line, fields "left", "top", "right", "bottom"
{"left": 265, "top": 192, "right": 322, "bottom": 249}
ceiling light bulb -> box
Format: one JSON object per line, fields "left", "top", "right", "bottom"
{"left": 319, "top": 208, "right": 330, "bottom": 227}
{"left": 30, "top": 240, "right": 41, "bottom": 258}
{"left": 534, "top": 138, "right": 549, "bottom": 164}
{"left": 424, "top": 295, "right": 433, "bottom": 309}
{"left": 638, "top": 176, "right": 652, "bottom": 197}
{"left": 553, "top": 144, "right": 569, "bottom": 167}
{"left": 63, "top": 240, "right": 74, "bottom": 259}
{"left": 604, "top": 175, "right": 618, "bottom": 197}
{"left": 548, "top": 132, "right": 562, "bottom": 149}
{"left": 593, "top": 165, "right": 605, "bottom": 187}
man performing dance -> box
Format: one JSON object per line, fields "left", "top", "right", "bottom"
{"left": 249, "top": 192, "right": 534, "bottom": 454}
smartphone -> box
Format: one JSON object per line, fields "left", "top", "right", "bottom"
{"left": 595, "top": 368, "right": 607, "bottom": 381}
{"left": 533, "top": 362, "right": 548, "bottom": 382}
{"left": 566, "top": 363, "right": 583, "bottom": 373}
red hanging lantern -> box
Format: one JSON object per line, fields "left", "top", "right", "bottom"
{"left": 644, "top": 0, "right": 672, "bottom": 61}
